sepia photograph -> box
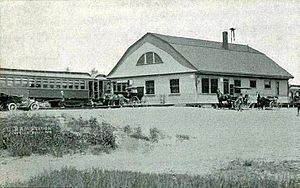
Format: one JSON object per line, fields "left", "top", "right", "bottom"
{"left": 0, "top": 0, "right": 299, "bottom": 187}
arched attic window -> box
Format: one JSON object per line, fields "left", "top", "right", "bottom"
{"left": 136, "top": 52, "right": 163, "bottom": 65}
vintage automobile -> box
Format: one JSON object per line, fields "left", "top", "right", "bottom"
{"left": 0, "top": 93, "right": 39, "bottom": 111}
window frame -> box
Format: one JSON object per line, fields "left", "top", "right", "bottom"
{"left": 170, "top": 79, "right": 180, "bottom": 94}
{"left": 136, "top": 52, "right": 163, "bottom": 66}
{"left": 264, "top": 80, "right": 271, "bottom": 89}
{"left": 210, "top": 78, "right": 218, "bottom": 94}
{"left": 234, "top": 79, "right": 241, "bottom": 94}
{"left": 223, "top": 79, "right": 229, "bottom": 94}
{"left": 250, "top": 80, "right": 256, "bottom": 88}
{"left": 145, "top": 80, "right": 155, "bottom": 95}
{"left": 201, "top": 78, "right": 209, "bottom": 94}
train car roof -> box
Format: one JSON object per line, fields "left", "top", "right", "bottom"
{"left": 0, "top": 68, "right": 92, "bottom": 79}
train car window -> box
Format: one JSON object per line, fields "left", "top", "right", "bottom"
{"left": 68, "top": 80, "right": 74, "bottom": 89}
{"left": 36, "top": 79, "right": 42, "bottom": 88}
{"left": 29, "top": 78, "right": 35, "bottom": 87}
{"left": 74, "top": 80, "right": 79, "bottom": 89}
{"left": 0, "top": 77, "right": 6, "bottom": 86}
{"left": 62, "top": 81, "right": 68, "bottom": 89}
{"left": 15, "top": 78, "right": 22, "bottom": 87}
{"left": 56, "top": 79, "right": 61, "bottom": 88}
{"left": 22, "top": 78, "right": 28, "bottom": 87}
{"left": 7, "top": 78, "right": 13, "bottom": 87}
{"left": 80, "top": 80, "right": 85, "bottom": 89}
{"left": 49, "top": 79, "right": 55, "bottom": 88}
{"left": 42, "top": 79, "right": 48, "bottom": 88}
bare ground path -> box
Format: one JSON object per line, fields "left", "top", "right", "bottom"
{"left": 0, "top": 107, "right": 299, "bottom": 184}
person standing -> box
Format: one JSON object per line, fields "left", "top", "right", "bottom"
{"left": 256, "top": 92, "right": 261, "bottom": 110}
{"left": 294, "top": 93, "right": 300, "bottom": 116}
{"left": 60, "top": 91, "right": 65, "bottom": 108}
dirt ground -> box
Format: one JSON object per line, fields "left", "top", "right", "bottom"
{"left": 0, "top": 107, "right": 300, "bottom": 184}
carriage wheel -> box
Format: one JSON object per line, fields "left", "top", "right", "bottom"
{"left": 30, "top": 103, "right": 39, "bottom": 111}
{"left": 8, "top": 103, "right": 17, "bottom": 111}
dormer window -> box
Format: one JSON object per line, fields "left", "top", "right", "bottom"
{"left": 137, "top": 52, "right": 163, "bottom": 65}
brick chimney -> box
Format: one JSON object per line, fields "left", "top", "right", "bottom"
{"left": 222, "top": 31, "right": 228, "bottom": 50}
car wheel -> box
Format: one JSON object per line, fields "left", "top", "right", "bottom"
{"left": 30, "top": 103, "right": 39, "bottom": 111}
{"left": 8, "top": 103, "right": 17, "bottom": 111}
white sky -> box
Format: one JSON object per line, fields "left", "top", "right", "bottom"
{"left": 0, "top": 0, "right": 299, "bottom": 83}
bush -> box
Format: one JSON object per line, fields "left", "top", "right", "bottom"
{"left": 129, "top": 127, "right": 149, "bottom": 141}
{"left": 2, "top": 113, "right": 61, "bottom": 156}
{"left": 1, "top": 114, "right": 117, "bottom": 157}
{"left": 89, "top": 121, "right": 117, "bottom": 149}
{"left": 149, "top": 128, "right": 161, "bottom": 142}
{"left": 123, "top": 125, "right": 132, "bottom": 134}
{"left": 176, "top": 134, "right": 190, "bottom": 141}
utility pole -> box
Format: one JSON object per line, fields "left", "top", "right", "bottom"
{"left": 0, "top": 6, "right": 2, "bottom": 67}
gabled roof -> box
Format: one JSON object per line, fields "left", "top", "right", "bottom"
{"left": 109, "top": 33, "right": 293, "bottom": 79}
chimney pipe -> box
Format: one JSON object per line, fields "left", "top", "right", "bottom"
{"left": 222, "top": 31, "right": 228, "bottom": 50}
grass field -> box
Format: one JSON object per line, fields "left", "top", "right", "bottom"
{"left": 1, "top": 107, "right": 300, "bottom": 185}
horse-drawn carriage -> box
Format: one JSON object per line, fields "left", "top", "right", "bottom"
{"left": 217, "top": 87, "right": 254, "bottom": 110}
{"left": 216, "top": 87, "right": 280, "bottom": 110}
{"left": 103, "top": 86, "right": 145, "bottom": 107}
{"left": 257, "top": 95, "right": 280, "bottom": 109}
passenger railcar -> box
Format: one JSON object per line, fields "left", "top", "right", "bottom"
{"left": 0, "top": 68, "right": 107, "bottom": 107}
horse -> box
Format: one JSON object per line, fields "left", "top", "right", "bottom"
{"left": 105, "top": 94, "right": 130, "bottom": 106}
{"left": 216, "top": 89, "right": 232, "bottom": 108}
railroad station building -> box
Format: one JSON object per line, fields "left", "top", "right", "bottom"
{"left": 108, "top": 32, "right": 294, "bottom": 105}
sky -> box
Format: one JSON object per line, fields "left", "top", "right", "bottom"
{"left": 0, "top": 0, "right": 299, "bottom": 83}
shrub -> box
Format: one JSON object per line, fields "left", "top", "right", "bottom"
{"left": 123, "top": 125, "right": 132, "bottom": 134}
{"left": 66, "top": 116, "right": 88, "bottom": 132}
{"left": 176, "top": 134, "right": 190, "bottom": 141}
{"left": 1, "top": 114, "right": 117, "bottom": 157}
{"left": 149, "top": 128, "right": 161, "bottom": 142}
{"left": 89, "top": 120, "right": 117, "bottom": 149}
{"left": 2, "top": 113, "right": 61, "bottom": 156}
{"left": 129, "top": 127, "right": 149, "bottom": 141}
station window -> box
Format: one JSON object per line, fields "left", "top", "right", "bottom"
{"left": 137, "top": 52, "right": 163, "bottom": 65}
{"left": 113, "top": 83, "right": 117, "bottom": 92}
{"left": 122, "top": 83, "right": 127, "bottom": 92}
{"left": 264, "top": 80, "right": 271, "bottom": 89}
{"left": 145, "top": 80, "right": 155, "bottom": 94}
{"left": 201, "top": 78, "right": 209, "bottom": 93}
{"left": 223, "top": 79, "right": 229, "bottom": 94}
{"left": 250, "top": 80, "right": 256, "bottom": 88}
{"left": 210, "top": 79, "right": 218, "bottom": 93}
{"left": 117, "top": 83, "right": 121, "bottom": 92}
{"left": 234, "top": 80, "right": 241, "bottom": 93}
{"left": 170, "top": 79, "right": 180, "bottom": 94}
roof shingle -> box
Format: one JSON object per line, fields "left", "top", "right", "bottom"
{"left": 151, "top": 33, "right": 293, "bottom": 79}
